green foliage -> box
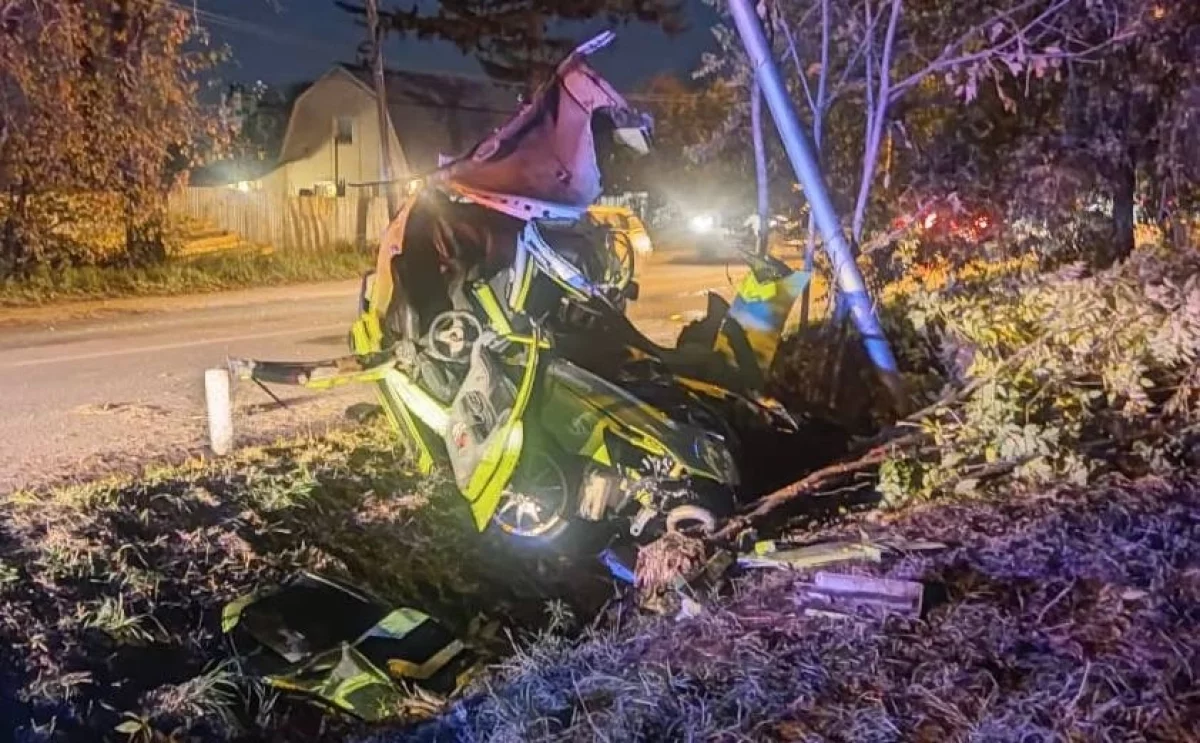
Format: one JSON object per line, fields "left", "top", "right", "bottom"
{"left": 0, "top": 193, "right": 130, "bottom": 269}
{"left": 81, "top": 595, "right": 153, "bottom": 644}
{"left": 0, "top": 244, "right": 370, "bottom": 306}
{"left": 881, "top": 249, "right": 1200, "bottom": 506}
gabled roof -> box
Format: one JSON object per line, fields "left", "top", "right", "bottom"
{"left": 339, "top": 64, "right": 521, "bottom": 174}
{"left": 195, "top": 65, "right": 522, "bottom": 186}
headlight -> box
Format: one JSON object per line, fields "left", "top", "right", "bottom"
{"left": 631, "top": 232, "right": 653, "bottom": 253}
{"left": 689, "top": 214, "right": 715, "bottom": 233}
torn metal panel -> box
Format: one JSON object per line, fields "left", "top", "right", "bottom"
{"left": 224, "top": 572, "right": 478, "bottom": 720}
{"left": 432, "top": 32, "right": 650, "bottom": 220}
{"left": 802, "top": 571, "right": 925, "bottom": 619}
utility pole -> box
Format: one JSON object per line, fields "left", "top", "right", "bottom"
{"left": 365, "top": 0, "right": 398, "bottom": 216}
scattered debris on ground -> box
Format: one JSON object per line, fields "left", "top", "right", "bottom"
{"left": 383, "top": 475, "right": 1200, "bottom": 742}
{"left": 3, "top": 405, "right": 1200, "bottom": 741}
{"left": 0, "top": 425, "right": 610, "bottom": 741}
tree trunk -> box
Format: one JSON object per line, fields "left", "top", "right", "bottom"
{"left": 1, "top": 209, "right": 19, "bottom": 278}
{"left": 751, "top": 81, "right": 770, "bottom": 256}
{"left": 1108, "top": 158, "right": 1136, "bottom": 266}
{"left": 799, "top": 0, "right": 829, "bottom": 327}
{"left": 801, "top": 214, "right": 816, "bottom": 326}
{"left": 2, "top": 187, "right": 30, "bottom": 278}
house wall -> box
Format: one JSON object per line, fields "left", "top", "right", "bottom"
{"left": 171, "top": 68, "right": 424, "bottom": 248}
{"left": 275, "top": 70, "right": 408, "bottom": 197}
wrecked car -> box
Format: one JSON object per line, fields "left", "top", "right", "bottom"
{"left": 229, "top": 32, "right": 817, "bottom": 552}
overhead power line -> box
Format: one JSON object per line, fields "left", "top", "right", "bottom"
{"left": 168, "top": 1, "right": 347, "bottom": 54}
{"left": 168, "top": 2, "right": 711, "bottom": 104}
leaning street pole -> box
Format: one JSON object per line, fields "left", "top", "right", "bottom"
{"left": 366, "top": 0, "right": 399, "bottom": 217}
{"left": 727, "top": 0, "right": 905, "bottom": 406}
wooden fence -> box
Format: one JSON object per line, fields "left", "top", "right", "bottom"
{"left": 169, "top": 188, "right": 392, "bottom": 251}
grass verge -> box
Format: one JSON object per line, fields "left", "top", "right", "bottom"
{"left": 0, "top": 422, "right": 605, "bottom": 741}
{"left": 6, "top": 417, "right": 1197, "bottom": 741}
{"left": 392, "top": 474, "right": 1200, "bottom": 742}
{"left": 0, "top": 245, "right": 371, "bottom": 307}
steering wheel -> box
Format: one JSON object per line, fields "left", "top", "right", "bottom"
{"left": 425, "top": 311, "right": 484, "bottom": 363}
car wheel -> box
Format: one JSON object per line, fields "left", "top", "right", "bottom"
{"left": 488, "top": 440, "right": 613, "bottom": 555}
{"left": 491, "top": 448, "right": 573, "bottom": 543}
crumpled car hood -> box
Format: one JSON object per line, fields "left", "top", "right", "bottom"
{"left": 428, "top": 31, "right": 651, "bottom": 220}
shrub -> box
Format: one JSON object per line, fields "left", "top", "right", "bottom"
{"left": 878, "top": 248, "right": 1200, "bottom": 506}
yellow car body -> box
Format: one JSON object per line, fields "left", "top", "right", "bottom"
{"left": 587, "top": 205, "right": 654, "bottom": 255}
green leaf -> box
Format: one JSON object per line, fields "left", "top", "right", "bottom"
{"left": 114, "top": 720, "right": 144, "bottom": 734}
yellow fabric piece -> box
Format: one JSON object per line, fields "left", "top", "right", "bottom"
{"left": 473, "top": 283, "right": 514, "bottom": 336}
{"left": 385, "top": 640, "right": 467, "bottom": 681}
{"left": 467, "top": 422, "right": 525, "bottom": 531}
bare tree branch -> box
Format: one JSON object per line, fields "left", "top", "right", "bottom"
{"left": 890, "top": 0, "right": 1071, "bottom": 97}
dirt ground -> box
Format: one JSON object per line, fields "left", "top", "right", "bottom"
{"left": 3, "top": 410, "right": 1196, "bottom": 741}
{"left": 391, "top": 476, "right": 1200, "bottom": 742}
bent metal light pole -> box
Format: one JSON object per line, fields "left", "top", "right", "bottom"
{"left": 727, "top": 0, "right": 905, "bottom": 406}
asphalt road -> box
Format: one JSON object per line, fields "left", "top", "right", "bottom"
{"left": 0, "top": 251, "right": 763, "bottom": 493}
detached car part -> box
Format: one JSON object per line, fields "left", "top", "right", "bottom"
{"left": 223, "top": 572, "right": 478, "bottom": 721}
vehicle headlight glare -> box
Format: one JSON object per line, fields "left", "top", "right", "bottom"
{"left": 689, "top": 214, "right": 715, "bottom": 233}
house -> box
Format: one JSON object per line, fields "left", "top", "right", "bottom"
{"left": 192, "top": 65, "right": 521, "bottom": 198}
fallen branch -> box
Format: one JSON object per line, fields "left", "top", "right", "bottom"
{"left": 714, "top": 430, "right": 924, "bottom": 541}
{"left": 717, "top": 313, "right": 1103, "bottom": 541}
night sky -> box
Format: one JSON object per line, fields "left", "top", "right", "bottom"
{"left": 194, "top": 0, "right": 721, "bottom": 90}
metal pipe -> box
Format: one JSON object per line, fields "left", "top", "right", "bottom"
{"left": 726, "top": 0, "right": 904, "bottom": 403}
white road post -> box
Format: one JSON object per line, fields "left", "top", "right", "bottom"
{"left": 205, "top": 367, "right": 234, "bottom": 456}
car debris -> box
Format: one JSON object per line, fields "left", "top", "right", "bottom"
{"left": 800, "top": 571, "right": 926, "bottom": 620}
{"left": 738, "top": 535, "right": 948, "bottom": 571}
{"left": 223, "top": 572, "right": 478, "bottom": 722}
{"left": 739, "top": 540, "right": 884, "bottom": 570}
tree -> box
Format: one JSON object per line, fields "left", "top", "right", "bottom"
{"left": 223, "top": 82, "right": 290, "bottom": 162}
{"left": 1052, "top": 0, "right": 1200, "bottom": 263}
{"left": 0, "top": 0, "right": 223, "bottom": 274}
{"left": 335, "top": 0, "right": 688, "bottom": 83}
{"left": 697, "top": 0, "right": 1132, "bottom": 253}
